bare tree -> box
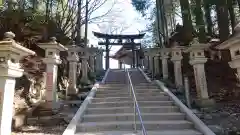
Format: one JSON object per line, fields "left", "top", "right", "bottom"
{"left": 50, "top": 0, "right": 119, "bottom": 41}
{"left": 95, "top": 13, "right": 132, "bottom": 51}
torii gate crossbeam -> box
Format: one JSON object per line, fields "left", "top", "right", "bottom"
{"left": 92, "top": 31, "right": 145, "bottom": 69}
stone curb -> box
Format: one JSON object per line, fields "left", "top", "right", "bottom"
{"left": 139, "top": 68, "right": 215, "bottom": 135}
{"left": 154, "top": 80, "right": 216, "bottom": 135}
{"left": 101, "top": 69, "right": 110, "bottom": 84}
{"left": 62, "top": 69, "right": 111, "bottom": 135}
{"left": 138, "top": 67, "right": 151, "bottom": 83}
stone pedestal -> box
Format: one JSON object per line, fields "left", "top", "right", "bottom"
{"left": 171, "top": 46, "right": 184, "bottom": 87}
{"left": 96, "top": 51, "right": 103, "bottom": 71}
{"left": 140, "top": 58, "right": 144, "bottom": 68}
{"left": 90, "top": 55, "right": 95, "bottom": 72}
{"left": 80, "top": 55, "right": 90, "bottom": 84}
{"left": 160, "top": 51, "right": 170, "bottom": 79}
{"left": 185, "top": 39, "right": 214, "bottom": 107}
{"left": 146, "top": 48, "right": 159, "bottom": 75}
{"left": 44, "top": 62, "right": 59, "bottom": 104}
{"left": 0, "top": 32, "right": 35, "bottom": 135}
{"left": 38, "top": 37, "right": 67, "bottom": 109}
{"left": 88, "top": 47, "right": 99, "bottom": 72}
{"left": 143, "top": 56, "right": 149, "bottom": 69}
{"left": 149, "top": 55, "right": 154, "bottom": 74}
{"left": 67, "top": 44, "right": 80, "bottom": 95}
{"left": 190, "top": 59, "right": 209, "bottom": 98}
{"left": 77, "top": 63, "right": 81, "bottom": 76}
{"left": 154, "top": 55, "right": 160, "bottom": 75}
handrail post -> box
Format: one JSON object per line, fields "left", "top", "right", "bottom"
{"left": 127, "top": 69, "right": 132, "bottom": 96}
{"left": 129, "top": 81, "right": 132, "bottom": 96}
{"left": 134, "top": 101, "right": 137, "bottom": 132}
{"left": 126, "top": 68, "right": 147, "bottom": 135}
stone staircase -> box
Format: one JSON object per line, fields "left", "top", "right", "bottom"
{"left": 73, "top": 69, "right": 212, "bottom": 135}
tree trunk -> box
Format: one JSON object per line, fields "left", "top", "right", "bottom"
{"left": 76, "top": 0, "right": 82, "bottom": 44}
{"left": 216, "top": 1, "right": 230, "bottom": 41}
{"left": 179, "top": 0, "right": 194, "bottom": 43}
{"left": 156, "top": 0, "right": 165, "bottom": 47}
{"left": 228, "top": 0, "right": 236, "bottom": 33}
{"left": 193, "top": 0, "right": 207, "bottom": 43}
{"left": 203, "top": 0, "right": 213, "bottom": 36}
{"left": 160, "top": 0, "right": 169, "bottom": 43}
{"left": 236, "top": 0, "right": 240, "bottom": 13}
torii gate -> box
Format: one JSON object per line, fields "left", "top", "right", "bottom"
{"left": 93, "top": 31, "right": 145, "bottom": 69}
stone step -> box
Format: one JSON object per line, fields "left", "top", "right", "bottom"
{"left": 82, "top": 113, "right": 185, "bottom": 122}
{"left": 98, "top": 87, "right": 127, "bottom": 90}
{"left": 88, "top": 101, "right": 174, "bottom": 108}
{"left": 75, "top": 130, "right": 203, "bottom": 135}
{"left": 98, "top": 84, "right": 127, "bottom": 89}
{"left": 135, "top": 83, "right": 153, "bottom": 86}
{"left": 92, "top": 96, "right": 171, "bottom": 102}
{"left": 98, "top": 85, "right": 158, "bottom": 88}
{"left": 95, "top": 93, "right": 169, "bottom": 98}
{"left": 85, "top": 106, "right": 179, "bottom": 114}
{"left": 77, "top": 121, "right": 193, "bottom": 132}
{"left": 98, "top": 85, "right": 158, "bottom": 90}
{"left": 134, "top": 88, "right": 160, "bottom": 90}
{"left": 96, "top": 89, "right": 163, "bottom": 94}
{"left": 95, "top": 91, "right": 166, "bottom": 97}
{"left": 103, "top": 83, "right": 126, "bottom": 85}
{"left": 134, "top": 86, "right": 159, "bottom": 89}
{"left": 98, "top": 87, "right": 126, "bottom": 90}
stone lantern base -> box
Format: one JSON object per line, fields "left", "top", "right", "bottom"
{"left": 67, "top": 87, "right": 79, "bottom": 95}
{"left": 195, "top": 98, "right": 215, "bottom": 108}
{"left": 80, "top": 77, "right": 91, "bottom": 85}
{"left": 40, "top": 101, "right": 61, "bottom": 112}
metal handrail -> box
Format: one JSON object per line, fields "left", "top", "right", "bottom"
{"left": 126, "top": 68, "right": 147, "bottom": 135}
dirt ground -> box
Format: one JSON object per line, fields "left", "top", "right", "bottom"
{"left": 196, "top": 101, "right": 240, "bottom": 135}
{"left": 12, "top": 104, "right": 79, "bottom": 135}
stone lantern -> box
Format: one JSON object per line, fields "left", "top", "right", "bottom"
{"left": 79, "top": 48, "right": 90, "bottom": 84}
{"left": 38, "top": 37, "right": 68, "bottom": 109}
{"left": 160, "top": 48, "right": 170, "bottom": 79}
{"left": 216, "top": 32, "right": 240, "bottom": 84}
{"left": 144, "top": 49, "right": 153, "bottom": 73}
{"left": 88, "top": 47, "right": 98, "bottom": 72}
{"left": 143, "top": 50, "right": 149, "bottom": 69}
{"left": 66, "top": 42, "right": 80, "bottom": 96}
{"left": 148, "top": 48, "right": 160, "bottom": 75}
{"left": 0, "top": 32, "right": 35, "bottom": 135}
{"left": 95, "top": 48, "right": 104, "bottom": 71}
{"left": 154, "top": 51, "right": 160, "bottom": 75}
{"left": 170, "top": 44, "right": 185, "bottom": 88}
{"left": 185, "top": 38, "right": 214, "bottom": 107}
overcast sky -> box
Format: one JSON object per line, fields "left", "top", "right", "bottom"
{"left": 88, "top": 0, "right": 149, "bottom": 69}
